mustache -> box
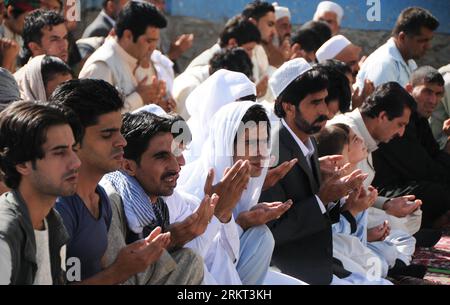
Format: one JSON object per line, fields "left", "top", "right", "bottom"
{"left": 161, "top": 170, "right": 179, "bottom": 180}
{"left": 312, "top": 115, "right": 328, "bottom": 125}
{"left": 62, "top": 169, "right": 78, "bottom": 179}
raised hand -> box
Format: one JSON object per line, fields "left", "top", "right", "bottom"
{"left": 318, "top": 169, "right": 368, "bottom": 204}
{"left": 367, "top": 220, "right": 390, "bottom": 242}
{"left": 204, "top": 160, "right": 251, "bottom": 223}
{"left": 236, "top": 200, "right": 293, "bottom": 230}
{"left": 383, "top": 195, "right": 422, "bottom": 218}
{"left": 343, "top": 185, "right": 378, "bottom": 217}
{"left": 168, "top": 193, "right": 218, "bottom": 248}
{"left": 262, "top": 158, "right": 297, "bottom": 191}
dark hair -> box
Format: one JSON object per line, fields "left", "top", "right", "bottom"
{"left": 274, "top": 67, "right": 329, "bottom": 118}
{"left": 392, "top": 7, "right": 439, "bottom": 37}
{"left": 291, "top": 27, "right": 323, "bottom": 53}
{"left": 236, "top": 104, "right": 271, "bottom": 143}
{"left": 209, "top": 47, "right": 254, "bottom": 80}
{"left": 299, "top": 21, "right": 332, "bottom": 51}
{"left": 121, "top": 111, "right": 172, "bottom": 165}
{"left": 315, "top": 123, "right": 350, "bottom": 157}
{"left": 21, "top": 9, "right": 66, "bottom": 65}
{"left": 49, "top": 79, "right": 124, "bottom": 131}
{"left": 242, "top": 0, "right": 274, "bottom": 21}
{"left": 360, "top": 82, "right": 417, "bottom": 120}
{"left": 410, "top": 65, "right": 445, "bottom": 87}
{"left": 115, "top": 1, "right": 167, "bottom": 43}
{"left": 41, "top": 55, "right": 73, "bottom": 90}
{"left": 219, "top": 16, "right": 261, "bottom": 48}
{"left": 316, "top": 60, "right": 351, "bottom": 113}
{"left": 0, "top": 101, "right": 82, "bottom": 188}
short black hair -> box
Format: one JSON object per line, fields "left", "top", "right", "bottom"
{"left": 121, "top": 111, "right": 173, "bottom": 165}
{"left": 219, "top": 15, "right": 261, "bottom": 48}
{"left": 21, "top": 9, "right": 66, "bottom": 65}
{"left": 209, "top": 47, "right": 254, "bottom": 80}
{"left": 360, "top": 82, "right": 417, "bottom": 120}
{"left": 49, "top": 79, "right": 124, "bottom": 132}
{"left": 242, "top": 0, "right": 274, "bottom": 21}
{"left": 392, "top": 7, "right": 439, "bottom": 37}
{"left": 0, "top": 101, "right": 82, "bottom": 188}
{"left": 291, "top": 27, "right": 324, "bottom": 53}
{"left": 41, "top": 55, "right": 73, "bottom": 90}
{"left": 299, "top": 21, "right": 332, "bottom": 51}
{"left": 410, "top": 65, "right": 445, "bottom": 87}
{"left": 274, "top": 67, "right": 329, "bottom": 118}
{"left": 115, "top": 1, "right": 167, "bottom": 43}
{"left": 316, "top": 60, "right": 351, "bottom": 113}
{"left": 315, "top": 123, "right": 350, "bottom": 157}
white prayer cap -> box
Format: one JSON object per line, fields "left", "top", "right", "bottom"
{"left": 269, "top": 58, "right": 312, "bottom": 98}
{"left": 272, "top": 2, "right": 291, "bottom": 20}
{"left": 313, "top": 1, "right": 344, "bottom": 24}
{"left": 132, "top": 104, "right": 168, "bottom": 117}
{"left": 315, "top": 34, "right": 351, "bottom": 63}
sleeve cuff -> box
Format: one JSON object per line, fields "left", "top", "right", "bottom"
{"left": 340, "top": 210, "right": 357, "bottom": 234}
{"left": 315, "top": 195, "right": 328, "bottom": 214}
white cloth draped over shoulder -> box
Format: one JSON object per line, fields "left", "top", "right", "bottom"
{"left": 184, "top": 69, "right": 256, "bottom": 164}
{"left": 14, "top": 55, "right": 47, "bottom": 101}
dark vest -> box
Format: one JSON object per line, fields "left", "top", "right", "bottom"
{"left": 0, "top": 190, "right": 69, "bottom": 285}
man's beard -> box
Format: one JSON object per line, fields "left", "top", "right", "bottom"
{"left": 294, "top": 110, "right": 328, "bottom": 135}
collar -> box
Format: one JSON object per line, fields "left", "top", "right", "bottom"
{"left": 348, "top": 109, "right": 379, "bottom": 153}
{"left": 100, "top": 9, "right": 116, "bottom": 27}
{"left": 386, "top": 37, "right": 417, "bottom": 73}
{"left": 281, "top": 118, "right": 315, "bottom": 159}
{"left": 110, "top": 37, "right": 138, "bottom": 69}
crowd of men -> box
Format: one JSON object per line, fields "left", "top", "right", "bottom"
{"left": 0, "top": 0, "right": 449, "bottom": 285}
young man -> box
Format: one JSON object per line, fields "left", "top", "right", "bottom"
{"left": 82, "top": 0, "right": 128, "bottom": 38}
{"left": 101, "top": 111, "right": 221, "bottom": 284}
{"left": 50, "top": 78, "right": 203, "bottom": 284}
{"left": 20, "top": 9, "right": 69, "bottom": 65}
{"left": 372, "top": 67, "right": 450, "bottom": 230}
{"left": 0, "top": 101, "right": 81, "bottom": 284}
{"left": 356, "top": 7, "right": 439, "bottom": 91}
{"left": 0, "top": 0, "right": 38, "bottom": 49}
{"left": 79, "top": 1, "right": 167, "bottom": 112}
{"left": 313, "top": 1, "right": 344, "bottom": 36}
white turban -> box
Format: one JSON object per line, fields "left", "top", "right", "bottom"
{"left": 315, "top": 34, "right": 351, "bottom": 63}
{"left": 269, "top": 58, "right": 312, "bottom": 98}
{"left": 184, "top": 69, "right": 256, "bottom": 164}
{"left": 272, "top": 2, "right": 291, "bottom": 20}
{"left": 14, "top": 55, "right": 47, "bottom": 101}
{"left": 313, "top": 1, "right": 344, "bottom": 24}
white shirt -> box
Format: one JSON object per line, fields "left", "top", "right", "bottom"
{"left": 79, "top": 37, "right": 144, "bottom": 112}
{"left": 33, "top": 219, "right": 52, "bottom": 285}
{"left": 281, "top": 119, "right": 327, "bottom": 214}
{"left": 356, "top": 38, "right": 417, "bottom": 92}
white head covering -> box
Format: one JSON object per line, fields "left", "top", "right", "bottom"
{"left": 14, "top": 55, "right": 47, "bottom": 101}
{"left": 184, "top": 69, "right": 256, "bottom": 163}
{"left": 315, "top": 34, "right": 351, "bottom": 63}
{"left": 272, "top": 2, "right": 291, "bottom": 20}
{"left": 269, "top": 58, "right": 312, "bottom": 98}
{"left": 132, "top": 104, "right": 168, "bottom": 117}
{"left": 313, "top": 1, "right": 344, "bottom": 24}
{"left": 179, "top": 101, "right": 269, "bottom": 217}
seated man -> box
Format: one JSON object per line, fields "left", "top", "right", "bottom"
{"left": 50, "top": 78, "right": 204, "bottom": 284}
{"left": 0, "top": 101, "right": 81, "bottom": 284}
{"left": 179, "top": 101, "right": 301, "bottom": 284}
{"left": 373, "top": 66, "right": 450, "bottom": 230}
{"left": 430, "top": 64, "right": 450, "bottom": 152}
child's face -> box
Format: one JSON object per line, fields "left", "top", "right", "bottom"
{"left": 346, "top": 129, "right": 368, "bottom": 164}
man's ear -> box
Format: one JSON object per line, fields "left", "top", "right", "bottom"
{"left": 122, "top": 159, "right": 137, "bottom": 176}
{"left": 248, "top": 17, "right": 258, "bottom": 26}
{"left": 27, "top": 42, "right": 43, "bottom": 57}
{"left": 282, "top": 102, "right": 296, "bottom": 119}
{"left": 15, "top": 162, "right": 32, "bottom": 177}
{"left": 291, "top": 43, "right": 300, "bottom": 54}
{"left": 378, "top": 110, "right": 389, "bottom": 123}
{"left": 405, "top": 83, "right": 414, "bottom": 94}
{"left": 397, "top": 31, "right": 406, "bottom": 43}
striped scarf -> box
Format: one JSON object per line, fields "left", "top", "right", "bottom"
{"left": 104, "top": 170, "right": 169, "bottom": 234}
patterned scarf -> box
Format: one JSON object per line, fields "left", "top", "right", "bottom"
{"left": 103, "top": 170, "right": 169, "bottom": 234}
